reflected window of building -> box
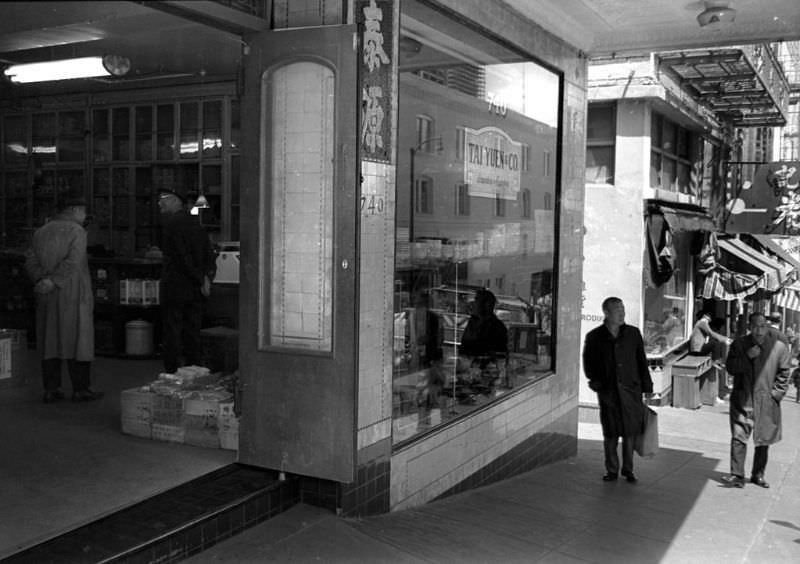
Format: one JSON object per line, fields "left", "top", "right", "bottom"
{"left": 415, "top": 176, "right": 433, "bottom": 214}
{"left": 585, "top": 103, "right": 615, "bottom": 184}
{"left": 393, "top": 0, "right": 560, "bottom": 445}
{"left": 456, "top": 183, "right": 470, "bottom": 216}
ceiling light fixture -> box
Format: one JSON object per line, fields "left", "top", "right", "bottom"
{"left": 3, "top": 55, "right": 131, "bottom": 83}
{"left": 697, "top": 2, "right": 737, "bottom": 28}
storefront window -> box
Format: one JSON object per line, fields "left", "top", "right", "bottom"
{"left": 643, "top": 230, "right": 692, "bottom": 355}
{"left": 393, "top": 0, "right": 560, "bottom": 444}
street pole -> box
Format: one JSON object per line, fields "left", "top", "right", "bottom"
{"left": 409, "top": 146, "right": 416, "bottom": 245}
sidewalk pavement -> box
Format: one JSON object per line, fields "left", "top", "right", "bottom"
{"left": 188, "top": 396, "right": 800, "bottom": 564}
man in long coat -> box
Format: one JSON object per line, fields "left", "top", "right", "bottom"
{"left": 724, "top": 312, "right": 790, "bottom": 488}
{"left": 25, "top": 193, "right": 102, "bottom": 403}
{"left": 583, "top": 297, "right": 653, "bottom": 483}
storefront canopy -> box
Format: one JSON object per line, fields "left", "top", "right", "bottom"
{"left": 659, "top": 207, "right": 716, "bottom": 233}
{"left": 752, "top": 235, "right": 800, "bottom": 275}
{"left": 717, "top": 237, "right": 792, "bottom": 292}
{"left": 775, "top": 285, "right": 800, "bottom": 313}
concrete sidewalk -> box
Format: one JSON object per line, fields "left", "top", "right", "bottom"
{"left": 189, "top": 397, "right": 800, "bottom": 563}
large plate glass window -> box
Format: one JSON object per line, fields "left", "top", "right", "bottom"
{"left": 393, "top": 0, "right": 561, "bottom": 444}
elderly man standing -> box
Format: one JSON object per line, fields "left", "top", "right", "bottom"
{"left": 583, "top": 297, "right": 653, "bottom": 483}
{"left": 25, "top": 191, "right": 102, "bottom": 403}
{"left": 724, "top": 312, "right": 791, "bottom": 488}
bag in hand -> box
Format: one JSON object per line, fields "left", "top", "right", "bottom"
{"left": 634, "top": 406, "right": 659, "bottom": 458}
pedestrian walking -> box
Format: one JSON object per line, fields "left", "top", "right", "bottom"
{"left": 24, "top": 191, "right": 103, "bottom": 403}
{"left": 723, "top": 312, "right": 791, "bottom": 488}
{"left": 583, "top": 297, "right": 653, "bottom": 483}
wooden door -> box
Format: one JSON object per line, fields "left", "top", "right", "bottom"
{"left": 238, "top": 26, "right": 359, "bottom": 482}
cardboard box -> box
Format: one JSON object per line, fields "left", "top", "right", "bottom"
{"left": 218, "top": 400, "right": 239, "bottom": 451}
{"left": 120, "top": 388, "right": 154, "bottom": 438}
{"left": 152, "top": 422, "right": 185, "bottom": 443}
{"left": 151, "top": 393, "right": 183, "bottom": 426}
{"left": 0, "top": 330, "right": 14, "bottom": 383}
{"left": 184, "top": 414, "right": 220, "bottom": 448}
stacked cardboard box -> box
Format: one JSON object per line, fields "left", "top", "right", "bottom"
{"left": 119, "top": 366, "right": 238, "bottom": 450}
{"left": 0, "top": 328, "right": 25, "bottom": 388}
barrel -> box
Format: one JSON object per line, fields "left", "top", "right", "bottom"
{"left": 125, "top": 320, "right": 154, "bottom": 356}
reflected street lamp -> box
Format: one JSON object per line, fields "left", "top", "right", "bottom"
{"left": 409, "top": 137, "right": 443, "bottom": 245}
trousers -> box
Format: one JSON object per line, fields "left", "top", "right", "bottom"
{"left": 42, "top": 358, "right": 91, "bottom": 392}
{"left": 162, "top": 298, "right": 203, "bottom": 374}
{"left": 731, "top": 440, "right": 768, "bottom": 479}
{"left": 603, "top": 434, "right": 635, "bottom": 475}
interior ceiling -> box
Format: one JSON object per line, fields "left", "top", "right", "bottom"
{"left": 505, "top": 0, "right": 800, "bottom": 55}
{"left": 0, "top": 1, "right": 798, "bottom": 95}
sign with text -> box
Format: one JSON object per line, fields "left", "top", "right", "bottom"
{"left": 464, "top": 126, "right": 522, "bottom": 200}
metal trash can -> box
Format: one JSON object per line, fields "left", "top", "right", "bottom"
{"left": 125, "top": 320, "right": 154, "bottom": 356}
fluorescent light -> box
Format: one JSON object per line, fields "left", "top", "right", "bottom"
{"left": 4, "top": 57, "right": 110, "bottom": 83}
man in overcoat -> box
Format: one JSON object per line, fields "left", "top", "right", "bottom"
{"left": 724, "top": 312, "right": 790, "bottom": 488}
{"left": 25, "top": 192, "right": 102, "bottom": 403}
{"left": 583, "top": 297, "right": 653, "bottom": 483}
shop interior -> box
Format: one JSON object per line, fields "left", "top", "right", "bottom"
{"left": 0, "top": 3, "right": 246, "bottom": 556}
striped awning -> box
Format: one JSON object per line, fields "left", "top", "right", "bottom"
{"left": 775, "top": 285, "right": 800, "bottom": 312}
{"left": 717, "top": 238, "right": 792, "bottom": 292}
{"left": 701, "top": 268, "right": 768, "bottom": 301}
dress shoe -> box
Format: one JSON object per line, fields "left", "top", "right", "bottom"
{"left": 722, "top": 475, "right": 745, "bottom": 488}
{"left": 750, "top": 476, "right": 770, "bottom": 488}
{"left": 622, "top": 471, "right": 638, "bottom": 483}
{"left": 602, "top": 473, "right": 618, "bottom": 481}
{"left": 42, "top": 390, "right": 65, "bottom": 404}
{"left": 72, "top": 389, "right": 105, "bottom": 403}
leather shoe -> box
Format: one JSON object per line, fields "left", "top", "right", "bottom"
{"left": 602, "top": 473, "right": 618, "bottom": 481}
{"left": 722, "top": 475, "right": 745, "bottom": 488}
{"left": 72, "top": 389, "right": 105, "bottom": 403}
{"left": 622, "top": 472, "right": 638, "bottom": 483}
{"left": 750, "top": 476, "right": 770, "bottom": 488}
{"left": 42, "top": 390, "right": 65, "bottom": 404}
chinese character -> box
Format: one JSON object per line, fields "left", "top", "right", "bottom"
{"left": 363, "top": 0, "right": 389, "bottom": 73}
{"left": 362, "top": 86, "right": 385, "bottom": 153}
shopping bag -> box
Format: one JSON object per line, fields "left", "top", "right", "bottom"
{"left": 634, "top": 406, "right": 659, "bottom": 458}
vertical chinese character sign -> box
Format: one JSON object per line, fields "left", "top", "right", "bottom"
{"left": 358, "top": 0, "right": 394, "bottom": 163}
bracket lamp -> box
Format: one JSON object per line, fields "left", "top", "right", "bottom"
{"left": 3, "top": 55, "right": 131, "bottom": 83}
{"left": 697, "top": 3, "right": 737, "bottom": 28}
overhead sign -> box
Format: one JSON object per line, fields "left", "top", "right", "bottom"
{"left": 464, "top": 126, "right": 522, "bottom": 200}
{"left": 724, "top": 161, "right": 800, "bottom": 234}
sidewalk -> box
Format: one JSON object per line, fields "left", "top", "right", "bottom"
{"left": 188, "top": 396, "right": 800, "bottom": 563}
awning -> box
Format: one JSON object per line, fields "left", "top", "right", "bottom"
{"left": 775, "top": 286, "right": 800, "bottom": 312}
{"left": 717, "top": 237, "right": 792, "bottom": 292}
{"left": 752, "top": 235, "right": 800, "bottom": 273}
{"left": 701, "top": 268, "right": 766, "bottom": 301}
{"left": 657, "top": 46, "right": 790, "bottom": 127}
{"left": 647, "top": 202, "right": 716, "bottom": 233}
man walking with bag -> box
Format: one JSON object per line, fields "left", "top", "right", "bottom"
{"left": 724, "top": 312, "right": 790, "bottom": 488}
{"left": 583, "top": 297, "right": 653, "bottom": 483}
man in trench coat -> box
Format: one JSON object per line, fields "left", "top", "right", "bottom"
{"left": 25, "top": 192, "right": 102, "bottom": 403}
{"left": 583, "top": 297, "right": 653, "bottom": 483}
{"left": 724, "top": 312, "right": 790, "bottom": 488}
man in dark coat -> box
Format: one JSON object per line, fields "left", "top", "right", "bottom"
{"left": 158, "top": 187, "right": 217, "bottom": 374}
{"left": 583, "top": 297, "right": 653, "bottom": 483}
{"left": 723, "top": 312, "right": 790, "bottom": 488}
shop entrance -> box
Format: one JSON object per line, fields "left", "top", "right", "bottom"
{"left": 238, "top": 27, "right": 359, "bottom": 482}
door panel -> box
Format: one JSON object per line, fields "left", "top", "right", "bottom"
{"left": 238, "top": 26, "right": 358, "bottom": 482}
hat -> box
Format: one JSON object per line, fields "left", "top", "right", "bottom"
{"left": 158, "top": 187, "right": 187, "bottom": 202}
{"left": 55, "top": 190, "right": 87, "bottom": 211}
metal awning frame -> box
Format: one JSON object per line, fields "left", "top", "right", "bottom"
{"left": 657, "top": 45, "right": 791, "bottom": 128}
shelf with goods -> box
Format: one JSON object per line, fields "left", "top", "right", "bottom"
{"left": 90, "top": 257, "right": 162, "bottom": 357}
{"left": 1, "top": 111, "right": 87, "bottom": 250}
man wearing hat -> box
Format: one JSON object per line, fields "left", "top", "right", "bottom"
{"left": 25, "top": 190, "right": 103, "bottom": 403}
{"left": 157, "top": 185, "right": 216, "bottom": 374}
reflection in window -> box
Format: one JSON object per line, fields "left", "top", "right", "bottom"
{"left": 643, "top": 230, "right": 692, "bottom": 355}
{"left": 393, "top": 0, "right": 560, "bottom": 445}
